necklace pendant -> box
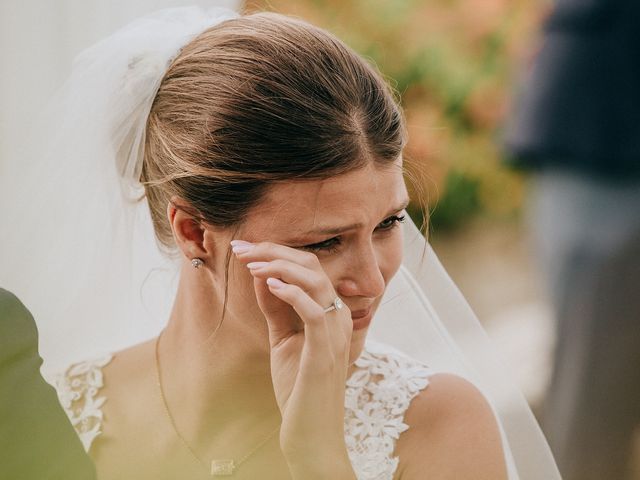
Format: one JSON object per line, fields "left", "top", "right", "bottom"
{"left": 211, "top": 459, "right": 235, "bottom": 476}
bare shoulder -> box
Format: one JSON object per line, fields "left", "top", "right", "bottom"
{"left": 99, "top": 338, "right": 156, "bottom": 413}
{"left": 84, "top": 338, "right": 159, "bottom": 468}
{"left": 102, "top": 338, "right": 155, "bottom": 385}
{"left": 394, "top": 373, "right": 507, "bottom": 480}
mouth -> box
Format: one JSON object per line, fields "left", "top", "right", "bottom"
{"left": 350, "top": 306, "right": 373, "bottom": 331}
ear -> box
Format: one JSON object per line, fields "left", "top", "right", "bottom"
{"left": 167, "top": 199, "right": 208, "bottom": 261}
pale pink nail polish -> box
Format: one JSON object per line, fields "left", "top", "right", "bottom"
{"left": 230, "top": 240, "right": 253, "bottom": 247}
{"left": 247, "top": 261, "right": 268, "bottom": 270}
{"left": 266, "top": 277, "right": 285, "bottom": 289}
{"left": 231, "top": 240, "right": 254, "bottom": 254}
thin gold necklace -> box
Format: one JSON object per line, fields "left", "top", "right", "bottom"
{"left": 154, "top": 333, "right": 280, "bottom": 477}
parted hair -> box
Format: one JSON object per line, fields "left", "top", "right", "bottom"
{"left": 142, "top": 12, "right": 406, "bottom": 249}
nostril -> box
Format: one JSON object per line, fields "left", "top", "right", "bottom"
{"left": 339, "top": 273, "right": 385, "bottom": 299}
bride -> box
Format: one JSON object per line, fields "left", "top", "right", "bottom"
{"left": 0, "top": 6, "right": 560, "bottom": 480}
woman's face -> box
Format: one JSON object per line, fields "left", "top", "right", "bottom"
{"left": 225, "top": 157, "right": 409, "bottom": 362}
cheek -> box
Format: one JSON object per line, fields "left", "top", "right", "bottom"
{"left": 378, "top": 230, "right": 404, "bottom": 283}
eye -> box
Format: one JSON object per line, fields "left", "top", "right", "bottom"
{"left": 378, "top": 214, "right": 406, "bottom": 230}
{"left": 300, "top": 237, "right": 341, "bottom": 254}
{"left": 299, "top": 214, "right": 406, "bottom": 254}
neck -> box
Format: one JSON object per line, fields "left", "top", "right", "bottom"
{"left": 157, "top": 268, "right": 280, "bottom": 444}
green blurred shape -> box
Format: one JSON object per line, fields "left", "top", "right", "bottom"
{"left": 429, "top": 169, "right": 481, "bottom": 232}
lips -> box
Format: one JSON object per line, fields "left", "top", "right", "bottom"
{"left": 350, "top": 306, "right": 373, "bottom": 331}
{"left": 350, "top": 307, "right": 371, "bottom": 319}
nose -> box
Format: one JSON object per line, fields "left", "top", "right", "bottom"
{"left": 336, "top": 244, "right": 386, "bottom": 299}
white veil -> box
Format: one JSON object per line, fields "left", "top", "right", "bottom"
{"left": 0, "top": 6, "right": 560, "bottom": 479}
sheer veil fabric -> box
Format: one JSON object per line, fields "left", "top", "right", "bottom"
{"left": 0, "top": 6, "right": 560, "bottom": 479}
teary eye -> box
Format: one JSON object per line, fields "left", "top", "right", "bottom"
{"left": 301, "top": 237, "right": 341, "bottom": 254}
{"left": 378, "top": 214, "right": 406, "bottom": 230}
{"left": 299, "top": 214, "right": 406, "bottom": 254}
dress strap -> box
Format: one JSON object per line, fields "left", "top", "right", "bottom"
{"left": 344, "top": 341, "right": 432, "bottom": 480}
{"left": 54, "top": 355, "right": 113, "bottom": 451}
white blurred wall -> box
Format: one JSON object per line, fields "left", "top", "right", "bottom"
{"left": 0, "top": 0, "right": 241, "bottom": 174}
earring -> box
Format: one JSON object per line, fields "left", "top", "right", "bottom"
{"left": 191, "top": 258, "right": 204, "bottom": 269}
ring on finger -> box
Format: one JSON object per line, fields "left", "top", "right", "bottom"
{"left": 323, "top": 297, "right": 345, "bottom": 313}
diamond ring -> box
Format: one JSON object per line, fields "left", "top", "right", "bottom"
{"left": 323, "top": 297, "right": 345, "bottom": 313}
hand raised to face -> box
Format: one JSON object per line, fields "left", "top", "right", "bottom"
{"left": 231, "top": 239, "right": 355, "bottom": 465}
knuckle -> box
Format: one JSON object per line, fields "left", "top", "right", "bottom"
{"left": 270, "top": 258, "right": 287, "bottom": 270}
{"left": 308, "top": 305, "right": 325, "bottom": 324}
{"left": 283, "top": 282, "right": 300, "bottom": 297}
{"left": 258, "top": 241, "right": 276, "bottom": 253}
{"left": 308, "top": 271, "right": 325, "bottom": 289}
{"left": 301, "top": 251, "right": 320, "bottom": 267}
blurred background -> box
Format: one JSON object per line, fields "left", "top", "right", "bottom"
{"left": 2, "top": 0, "right": 638, "bottom": 477}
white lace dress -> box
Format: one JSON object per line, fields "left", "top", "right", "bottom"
{"left": 55, "top": 340, "right": 432, "bottom": 480}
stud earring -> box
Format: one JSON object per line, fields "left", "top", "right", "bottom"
{"left": 191, "top": 258, "right": 204, "bottom": 269}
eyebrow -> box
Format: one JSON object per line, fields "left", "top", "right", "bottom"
{"left": 302, "top": 198, "right": 411, "bottom": 236}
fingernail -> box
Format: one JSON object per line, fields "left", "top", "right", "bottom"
{"left": 266, "top": 277, "right": 285, "bottom": 289}
{"left": 247, "top": 261, "right": 269, "bottom": 270}
{"left": 230, "top": 240, "right": 254, "bottom": 254}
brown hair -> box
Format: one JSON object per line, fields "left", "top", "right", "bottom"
{"left": 141, "top": 12, "right": 406, "bottom": 249}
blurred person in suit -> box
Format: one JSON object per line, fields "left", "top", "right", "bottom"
{"left": 0, "top": 288, "right": 97, "bottom": 479}
{"left": 504, "top": 0, "right": 640, "bottom": 478}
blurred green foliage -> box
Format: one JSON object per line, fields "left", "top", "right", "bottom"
{"left": 250, "top": 0, "right": 544, "bottom": 233}
{"left": 429, "top": 170, "right": 481, "bottom": 230}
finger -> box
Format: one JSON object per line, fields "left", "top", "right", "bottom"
{"left": 252, "top": 275, "right": 302, "bottom": 345}
{"left": 235, "top": 240, "right": 338, "bottom": 331}
{"left": 233, "top": 240, "right": 351, "bottom": 354}
{"left": 246, "top": 259, "right": 330, "bottom": 299}
{"left": 254, "top": 273, "right": 351, "bottom": 359}
{"left": 268, "top": 277, "right": 352, "bottom": 370}
{"left": 250, "top": 260, "right": 352, "bottom": 353}
{"left": 264, "top": 277, "right": 334, "bottom": 355}
{"left": 231, "top": 240, "right": 321, "bottom": 270}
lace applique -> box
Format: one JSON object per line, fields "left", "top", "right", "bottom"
{"left": 55, "top": 355, "right": 113, "bottom": 451}
{"left": 345, "top": 341, "right": 432, "bottom": 480}
{"left": 53, "top": 341, "right": 431, "bottom": 476}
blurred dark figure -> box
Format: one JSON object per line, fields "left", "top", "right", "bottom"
{"left": 504, "top": 0, "right": 640, "bottom": 479}
{"left": 0, "top": 288, "right": 96, "bottom": 479}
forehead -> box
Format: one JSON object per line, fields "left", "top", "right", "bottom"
{"left": 242, "top": 159, "right": 407, "bottom": 237}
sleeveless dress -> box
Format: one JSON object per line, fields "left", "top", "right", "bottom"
{"left": 54, "top": 340, "right": 432, "bottom": 480}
